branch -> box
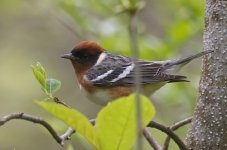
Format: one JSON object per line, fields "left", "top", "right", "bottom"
{"left": 163, "top": 117, "right": 192, "bottom": 150}
{"left": 0, "top": 112, "right": 74, "bottom": 146}
{"left": 147, "top": 121, "right": 187, "bottom": 150}
{"left": 60, "top": 127, "right": 75, "bottom": 141}
{"left": 143, "top": 128, "right": 162, "bottom": 150}
{"left": 54, "top": 97, "right": 71, "bottom": 108}
{"left": 0, "top": 111, "right": 190, "bottom": 150}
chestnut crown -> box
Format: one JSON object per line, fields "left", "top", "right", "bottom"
{"left": 62, "top": 41, "right": 104, "bottom": 64}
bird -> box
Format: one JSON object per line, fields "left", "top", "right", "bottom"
{"left": 62, "top": 41, "right": 212, "bottom": 105}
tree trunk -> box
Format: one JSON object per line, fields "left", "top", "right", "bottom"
{"left": 186, "top": 0, "right": 227, "bottom": 149}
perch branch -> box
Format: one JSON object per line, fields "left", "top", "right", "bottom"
{"left": 60, "top": 127, "right": 75, "bottom": 141}
{"left": 0, "top": 112, "right": 74, "bottom": 146}
{"left": 143, "top": 128, "right": 162, "bottom": 150}
{"left": 147, "top": 121, "right": 187, "bottom": 150}
{"left": 163, "top": 116, "right": 192, "bottom": 150}
{"left": 0, "top": 111, "right": 190, "bottom": 149}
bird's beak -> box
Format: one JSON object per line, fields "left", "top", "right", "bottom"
{"left": 61, "top": 53, "right": 74, "bottom": 60}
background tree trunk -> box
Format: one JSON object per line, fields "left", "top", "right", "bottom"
{"left": 186, "top": 0, "right": 227, "bottom": 149}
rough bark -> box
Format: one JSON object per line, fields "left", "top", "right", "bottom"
{"left": 186, "top": 0, "right": 227, "bottom": 149}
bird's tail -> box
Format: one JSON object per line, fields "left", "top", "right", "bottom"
{"left": 162, "top": 50, "right": 213, "bottom": 73}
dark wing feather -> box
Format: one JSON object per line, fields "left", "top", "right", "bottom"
{"left": 86, "top": 52, "right": 188, "bottom": 87}
{"left": 116, "top": 60, "right": 188, "bottom": 85}
{"left": 86, "top": 52, "right": 133, "bottom": 86}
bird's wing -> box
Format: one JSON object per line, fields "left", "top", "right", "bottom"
{"left": 114, "top": 60, "right": 188, "bottom": 86}
{"left": 85, "top": 53, "right": 187, "bottom": 87}
{"left": 85, "top": 53, "right": 133, "bottom": 86}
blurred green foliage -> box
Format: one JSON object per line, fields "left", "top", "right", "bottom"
{"left": 54, "top": 0, "right": 204, "bottom": 59}
{"left": 0, "top": 0, "right": 204, "bottom": 149}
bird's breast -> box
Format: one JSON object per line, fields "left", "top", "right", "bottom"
{"left": 141, "top": 82, "right": 167, "bottom": 96}
{"left": 79, "top": 80, "right": 166, "bottom": 105}
{"left": 80, "top": 85, "right": 134, "bottom": 106}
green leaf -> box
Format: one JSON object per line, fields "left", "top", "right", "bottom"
{"left": 31, "top": 62, "right": 46, "bottom": 90}
{"left": 46, "top": 78, "right": 61, "bottom": 94}
{"left": 36, "top": 62, "right": 46, "bottom": 77}
{"left": 96, "top": 94, "right": 155, "bottom": 150}
{"left": 74, "top": 133, "right": 97, "bottom": 150}
{"left": 66, "top": 143, "right": 74, "bottom": 150}
{"left": 37, "top": 101, "right": 99, "bottom": 149}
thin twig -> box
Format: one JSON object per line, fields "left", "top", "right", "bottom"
{"left": 163, "top": 117, "right": 192, "bottom": 150}
{"left": 60, "top": 127, "right": 75, "bottom": 141}
{"left": 0, "top": 112, "right": 74, "bottom": 146}
{"left": 90, "top": 119, "right": 96, "bottom": 125}
{"left": 128, "top": 5, "right": 143, "bottom": 150}
{"left": 54, "top": 97, "right": 71, "bottom": 108}
{"left": 147, "top": 121, "right": 187, "bottom": 150}
{"left": 170, "top": 116, "right": 193, "bottom": 130}
{"left": 143, "top": 128, "right": 162, "bottom": 150}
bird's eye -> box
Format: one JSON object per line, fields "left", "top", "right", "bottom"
{"left": 72, "top": 52, "right": 89, "bottom": 60}
{"left": 83, "top": 54, "right": 89, "bottom": 59}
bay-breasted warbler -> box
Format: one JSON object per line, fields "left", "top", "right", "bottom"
{"left": 62, "top": 41, "right": 212, "bottom": 105}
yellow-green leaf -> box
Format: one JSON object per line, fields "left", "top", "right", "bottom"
{"left": 66, "top": 143, "right": 74, "bottom": 150}
{"left": 74, "top": 133, "right": 96, "bottom": 150}
{"left": 46, "top": 78, "right": 61, "bottom": 94}
{"left": 96, "top": 94, "right": 155, "bottom": 150}
{"left": 37, "top": 101, "right": 99, "bottom": 149}
{"left": 31, "top": 62, "right": 46, "bottom": 89}
{"left": 36, "top": 62, "right": 46, "bottom": 77}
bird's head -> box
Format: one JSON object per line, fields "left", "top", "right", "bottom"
{"left": 62, "top": 41, "right": 104, "bottom": 73}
